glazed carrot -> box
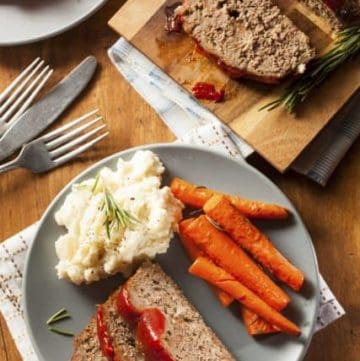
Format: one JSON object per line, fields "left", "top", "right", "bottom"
{"left": 170, "top": 177, "right": 289, "bottom": 219}
{"left": 184, "top": 215, "right": 290, "bottom": 311}
{"left": 189, "top": 257, "right": 300, "bottom": 336}
{"left": 179, "top": 219, "right": 202, "bottom": 260}
{"left": 217, "top": 290, "right": 234, "bottom": 307}
{"left": 179, "top": 219, "right": 234, "bottom": 307}
{"left": 203, "top": 195, "right": 304, "bottom": 291}
{"left": 241, "top": 307, "right": 279, "bottom": 336}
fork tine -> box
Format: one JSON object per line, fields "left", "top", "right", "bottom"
{"left": 53, "top": 132, "right": 109, "bottom": 166}
{"left": 50, "top": 125, "right": 107, "bottom": 159}
{"left": 0, "top": 59, "right": 45, "bottom": 116}
{"left": 41, "top": 109, "right": 99, "bottom": 142}
{"left": 0, "top": 58, "right": 41, "bottom": 104}
{"left": 3, "top": 67, "right": 53, "bottom": 124}
{"left": 46, "top": 116, "right": 103, "bottom": 150}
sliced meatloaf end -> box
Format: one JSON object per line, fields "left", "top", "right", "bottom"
{"left": 177, "top": 0, "right": 315, "bottom": 83}
{"left": 344, "top": 0, "right": 360, "bottom": 17}
{"left": 298, "top": 0, "right": 360, "bottom": 30}
{"left": 102, "top": 292, "right": 145, "bottom": 361}
{"left": 71, "top": 290, "right": 143, "bottom": 361}
{"left": 125, "top": 261, "right": 236, "bottom": 361}
{"left": 71, "top": 316, "right": 108, "bottom": 361}
{"left": 298, "top": 0, "right": 344, "bottom": 29}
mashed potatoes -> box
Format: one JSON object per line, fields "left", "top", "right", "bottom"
{"left": 55, "top": 151, "right": 183, "bottom": 285}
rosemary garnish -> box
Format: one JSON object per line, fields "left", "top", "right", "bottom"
{"left": 261, "top": 25, "right": 360, "bottom": 113}
{"left": 48, "top": 327, "right": 74, "bottom": 337}
{"left": 90, "top": 173, "right": 139, "bottom": 238}
{"left": 47, "top": 308, "right": 71, "bottom": 325}
{"left": 91, "top": 173, "right": 100, "bottom": 193}
{"left": 47, "top": 308, "right": 74, "bottom": 337}
{"left": 102, "top": 188, "right": 139, "bottom": 239}
{"left": 188, "top": 209, "right": 203, "bottom": 217}
{"left": 205, "top": 215, "right": 225, "bottom": 232}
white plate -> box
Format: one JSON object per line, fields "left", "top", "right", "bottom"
{"left": 0, "top": 0, "right": 107, "bottom": 46}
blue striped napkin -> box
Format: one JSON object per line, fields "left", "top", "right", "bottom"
{"left": 108, "top": 37, "right": 360, "bottom": 186}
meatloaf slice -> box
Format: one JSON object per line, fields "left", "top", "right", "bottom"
{"left": 177, "top": 0, "right": 315, "bottom": 83}
{"left": 71, "top": 316, "right": 108, "bottom": 361}
{"left": 299, "top": 0, "right": 360, "bottom": 29}
{"left": 71, "top": 291, "right": 143, "bottom": 361}
{"left": 299, "top": 0, "right": 343, "bottom": 29}
{"left": 102, "top": 293, "right": 145, "bottom": 361}
{"left": 125, "top": 261, "right": 235, "bottom": 361}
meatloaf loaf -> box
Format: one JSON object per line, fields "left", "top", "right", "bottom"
{"left": 177, "top": 0, "right": 316, "bottom": 83}
{"left": 299, "top": 0, "right": 360, "bottom": 30}
{"left": 71, "top": 261, "right": 235, "bottom": 360}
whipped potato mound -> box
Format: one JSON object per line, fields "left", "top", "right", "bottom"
{"left": 54, "top": 150, "right": 183, "bottom": 285}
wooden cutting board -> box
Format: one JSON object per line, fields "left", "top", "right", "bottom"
{"left": 109, "top": 0, "right": 360, "bottom": 171}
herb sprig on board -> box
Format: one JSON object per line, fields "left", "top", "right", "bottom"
{"left": 260, "top": 25, "right": 360, "bottom": 113}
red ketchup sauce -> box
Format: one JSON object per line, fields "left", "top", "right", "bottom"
{"left": 116, "top": 285, "right": 139, "bottom": 325}
{"left": 96, "top": 305, "right": 115, "bottom": 361}
{"left": 165, "top": 2, "right": 183, "bottom": 33}
{"left": 192, "top": 82, "right": 225, "bottom": 102}
{"left": 195, "top": 43, "right": 280, "bottom": 84}
{"left": 116, "top": 286, "right": 174, "bottom": 361}
{"left": 137, "top": 309, "right": 173, "bottom": 361}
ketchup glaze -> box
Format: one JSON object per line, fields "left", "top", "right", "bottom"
{"left": 116, "top": 285, "right": 174, "bottom": 361}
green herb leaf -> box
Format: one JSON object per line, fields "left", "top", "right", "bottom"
{"left": 260, "top": 25, "right": 360, "bottom": 113}
{"left": 102, "top": 188, "right": 139, "bottom": 239}
{"left": 47, "top": 308, "right": 68, "bottom": 325}
{"left": 49, "top": 327, "right": 74, "bottom": 337}
{"left": 49, "top": 314, "right": 71, "bottom": 324}
{"left": 91, "top": 173, "right": 101, "bottom": 193}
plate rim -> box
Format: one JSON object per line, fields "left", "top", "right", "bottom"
{"left": 23, "top": 143, "right": 320, "bottom": 361}
{"left": 0, "top": 0, "right": 108, "bottom": 46}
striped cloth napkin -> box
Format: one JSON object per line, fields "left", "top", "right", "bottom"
{"left": 108, "top": 38, "right": 360, "bottom": 186}
{"left": 0, "top": 120, "right": 345, "bottom": 361}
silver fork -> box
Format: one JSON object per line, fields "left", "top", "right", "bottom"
{"left": 0, "top": 57, "right": 53, "bottom": 137}
{"left": 0, "top": 110, "right": 108, "bottom": 174}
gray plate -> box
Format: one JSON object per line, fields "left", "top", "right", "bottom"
{"left": 23, "top": 144, "right": 319, "bottom": 361}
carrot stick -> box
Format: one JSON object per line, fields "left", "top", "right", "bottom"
{"left": 241, "top": 307, "right": 279, "bottom": 336}
{"left": 179, "top": 219, "right": 234, "bottom": 307}
{"left": 203, "top": 195, "right": 304, "bottom": 291}
{"left": 179, "top": 219, "right": 202, "bottom": 260}
{"left": 183, "top": 215, "right": 290, "bottom": 311}
{"left": 216, "top": 290, "right": 234, "bottom": 307}
{"left": 170, "top": 177, "right": 289, "bottom": 219}
{"left": 189, "top": 257, "right": 300, "bottom": 336}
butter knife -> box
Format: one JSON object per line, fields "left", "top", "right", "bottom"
{"left": 0, "top": 56, "right": 97, "bottom": 162}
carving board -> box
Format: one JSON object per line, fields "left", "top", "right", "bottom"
{"left": 109, "top": 0, "right": 360, "bottom": 171}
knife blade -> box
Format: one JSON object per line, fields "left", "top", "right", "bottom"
{"left": 0, "top": 55, "right": 97, "bottom": 162}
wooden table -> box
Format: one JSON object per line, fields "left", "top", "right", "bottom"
{"left": 0, "top": 1, "right": 358, "bottom": 360}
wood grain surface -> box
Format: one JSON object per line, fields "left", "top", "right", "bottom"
{"left": 109, "top": 0, "right": 360, "bottom": 171}
{"left": 0, "top": 1, "right": 359, "bottom": 361}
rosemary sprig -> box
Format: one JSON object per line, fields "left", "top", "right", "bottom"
{"left": 47, "top": 308, "right": 74, "bottom": 337}
{"left": 47, "top": 308, "right": 70, "bottom": 325}
{"left": 261, "top": 25, "right": 360, "bottom": 113}
{"left": 90, "top": 173, "right": 139, "bottom": 238}
{"left": 91, "top": 173, "right": 101, "bottom": 193}
{"left": 48, "top": 327, "right": 74, "bottom": 337}
{"left": 102, "top": 188, "right": 139, "bottom": 239}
